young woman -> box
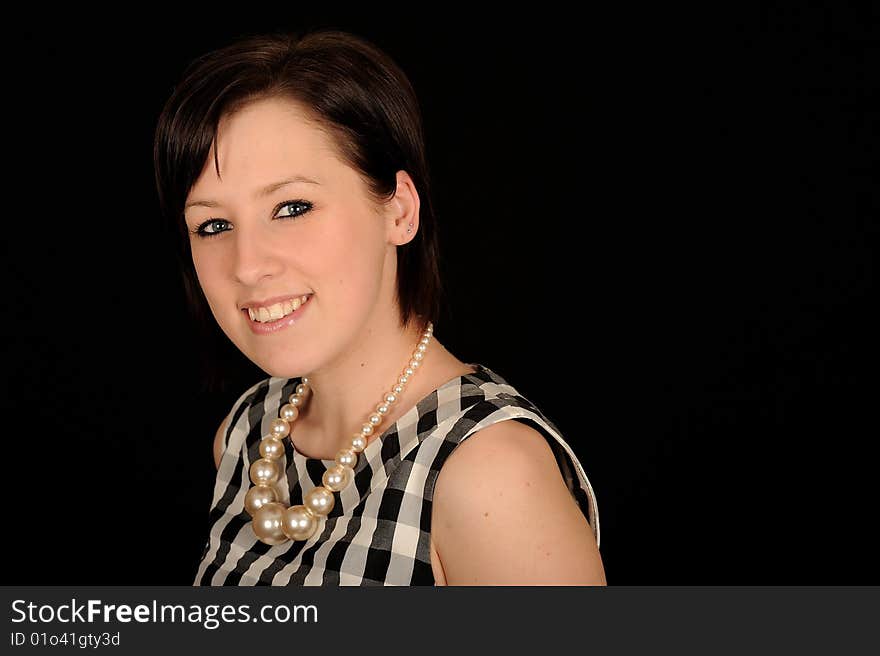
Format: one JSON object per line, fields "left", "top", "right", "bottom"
{"left": 153, "top": 28, "right": 605, "bottom": 585}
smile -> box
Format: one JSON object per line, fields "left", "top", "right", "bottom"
{"left": 247, "top": 295, "right": 310, "bottom": 323}
{"left": 244, "top": 294, "right": 313, "bottom": 335}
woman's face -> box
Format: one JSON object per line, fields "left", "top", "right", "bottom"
{"left": 183, "top": 96, "right": 399, "bottom": 377}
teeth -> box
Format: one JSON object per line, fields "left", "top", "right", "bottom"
{"left": 248, "top": 295, "right": 309, "bottom": 323}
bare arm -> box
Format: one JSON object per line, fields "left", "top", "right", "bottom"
{"left": 431, "top": 419, "right": 606, "bottom": 585}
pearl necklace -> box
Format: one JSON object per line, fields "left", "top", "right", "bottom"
{"left": 245, "top": 322, "right": 434, "bottom": 545}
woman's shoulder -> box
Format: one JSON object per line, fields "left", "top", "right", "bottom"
{"left": 431, "top": 366, "right": 571, "bottom": 494}
{"left": 428, "top": 410, "right": 605, "bottom": 584}
{"left": 438, "top": 416, "right": 562, "bottom": 482}
{"left": 425, "top": 363, "right": 601, "bottom": 548}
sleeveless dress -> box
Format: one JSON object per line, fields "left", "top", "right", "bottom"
{"left": 194, "top": 363, "right": 600, "bottom": 586}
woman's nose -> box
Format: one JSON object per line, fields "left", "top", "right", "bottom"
{"left": 231, "top": 226, "right": 283, "bottom": 286}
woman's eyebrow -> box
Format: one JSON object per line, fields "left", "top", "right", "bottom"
{"left": 185, "top": 175, "right": 321, "bottom": 210}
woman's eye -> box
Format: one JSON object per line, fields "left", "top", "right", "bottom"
{"left": 275, "top": 200, "right": 312, "bottom": 219}
{"left": 193, "top": 219, "right": 230, "bottom": 238}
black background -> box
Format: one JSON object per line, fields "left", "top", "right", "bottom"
{"left": 3, "top": 6, "right": 878, "bottom": 584}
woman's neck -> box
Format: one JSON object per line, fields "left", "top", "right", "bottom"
{"left": 291, "top": 316, "right": 434, "bottom": 460}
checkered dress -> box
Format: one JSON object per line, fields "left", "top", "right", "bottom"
{"left": 193, "top": 363, "right": 600, "bottom": 585}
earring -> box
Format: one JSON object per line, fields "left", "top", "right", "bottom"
{"left": 407, "top": 222, "right": 413, "bottom": 234}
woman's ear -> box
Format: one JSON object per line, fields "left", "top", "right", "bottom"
{"left": 384, "top": 170, "right": 420, "bottom": 245}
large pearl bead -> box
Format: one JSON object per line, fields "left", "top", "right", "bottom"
{"left": 289, "top": 394, "right": 304, "bottom": 407}
{"left": 322, "top": 464, "right": 354, "bottom": 492}
{"left": 249, "top": 457, "right": 280, "bottom": 485}
{"left": 282, "top": 505, "right": 319, "bottom": 541}
{"left": 270, "top": 418, "right": 290, "bottom": 439}
{"left": 350, "top": 434, "right": 367, "bottom": 452}
{"left": 279, "top": 404, "right": 299, "bottom": 422}
{"left": 304, "top": 486, "right": 335, "bottom": 516}
{"left": 335, "top": 448, "right": 357, "bottom": 468}
{"left": 244, "top": 484, "right": 278, "bottom": 516}
{"left": 259, "top": 437, "right": 284, "bottom": 460}
{"left": 252, "top": 502, "right": 288, "bottom": 545}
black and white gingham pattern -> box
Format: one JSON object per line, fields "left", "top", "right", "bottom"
{"left": 193, "top": 363, "right": 600, "bottom": 586}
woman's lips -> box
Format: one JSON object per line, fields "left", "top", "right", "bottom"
{"left": 244, "top": 295, "right": 312, "bottom": 335}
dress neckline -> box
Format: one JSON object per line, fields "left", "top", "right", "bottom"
{"left": 285, "top": 363, "right": 484, "bottom": 467}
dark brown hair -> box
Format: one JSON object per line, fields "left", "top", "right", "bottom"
{"left": 153, "top": 29, "right": 443, "bottom": 392}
